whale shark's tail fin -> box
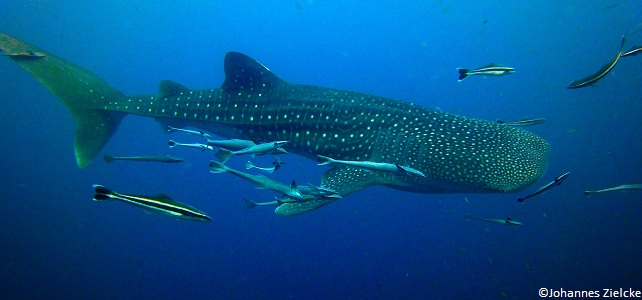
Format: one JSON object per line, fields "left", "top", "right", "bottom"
{"left": 0, "top": 33, "right": 125, "bottom": 168}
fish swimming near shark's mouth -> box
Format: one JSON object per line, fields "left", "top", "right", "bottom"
{"left": 0, "top": 32, "right": 551, "bottom": 216}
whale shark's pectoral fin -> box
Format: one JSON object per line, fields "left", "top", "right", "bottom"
{"left": 274, "top": 167, "right": 380, "bottom": 216}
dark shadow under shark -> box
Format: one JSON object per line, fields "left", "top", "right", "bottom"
{"left": 0, "top": 32, "right": 550, "bottom": 216}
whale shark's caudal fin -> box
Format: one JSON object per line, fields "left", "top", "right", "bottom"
{"left": 0, "top": 32, "right": 125, "bottom": 168}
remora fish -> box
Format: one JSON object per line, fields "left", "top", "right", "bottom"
{"left": 622, "top": 45, "right": 642, "bottom": 57}
{"left": 457, "top": 63, "right": 515, "bottom": 82}
{"left": 209, "top": 161, "right": 310, "bottom": 201}
{"left": 496, "top": 118, "right": 545, "bottom": 127}
{"left": 244, "top": 197, "right": 279, "bottom": 209}
{"left": 299, "top": 184, "right": 342, "bottom": 199}
{"left": 245, "top": 157, "right": 285, "bottom": 173}
{"left": 206, "top": 138, "right": 256, "bottom": 150}
{"left": 92, "top": 184, "right": 211, "bottom": 221}
{"left": 167, "top": 126, "right": 212, "bottom": 139}
{"left": 584, "top": 184, "right": 642, "bottom": 196}
{"left": 168, "top": 140, "right": 213, "bottom": 151}
{"left": 465, "top": 214, "right": 522, "bottom": 225}
{"left": 0, "top": 33, "right": 550, "bottom": 216}
{"left": 244, "top": 196, "right": 302, "bottom": 209}
{"left": 567, "top": 35, "right": 626, "bottom": 89}
{"left": 518, "top": 172, "right": 570, "bottom": 202}
{"left": 0, "top": 50, "right": 45, "bottom": 58}
{"left": 317, "top": 155, "right": 426, "bottom": 177}
{"left": 215, "top": 141, "right": 288, "bottom": 163}
{"left": 103, "top": 154, "right": 184, "bottom": 163}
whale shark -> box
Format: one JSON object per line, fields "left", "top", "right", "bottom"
{"left": 0, "top": 32, "right": 550, "bottom": 216}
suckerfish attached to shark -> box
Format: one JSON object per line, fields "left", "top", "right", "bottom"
{"left": 0, "top": 32, "right": 550, "bottom": 216}
{"left": 317, "top": 155, "right": 426, "bottom": 177}
{"left": 167, "top": 125, "right": 213, "bottom": 139}
{"left": 209, "top": 161, "right": 311, "bottom": 201}
{"left": 206, "top": 138, "right": 256, "bottom": 150}
{"left": 215, "top": 141, "right": 288, "bottom": 163}
{"left": 168, "top": 140, "right": 213, "bottom": 151}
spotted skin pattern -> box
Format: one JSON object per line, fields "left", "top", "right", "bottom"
{"left": 0, "top": 32, "right": 550, "bottom": 216}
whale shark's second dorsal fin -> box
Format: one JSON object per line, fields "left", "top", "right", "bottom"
{"left": 157, "top": 80, "right": 189, "bottom": 100}
{"left": 222, "top": 52, "right": 285, "bottom": 93}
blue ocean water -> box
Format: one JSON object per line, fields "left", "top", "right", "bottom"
{"left": 1, "top": 1, "right": 641, "bottom": 299}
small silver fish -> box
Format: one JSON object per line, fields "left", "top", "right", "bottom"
{"left": 209, "top": 161, "right": 309, "bottom": 201}
{"left": 465, "top": 214, "right": 522, "bottom": 225}
{"left": 518, "top": 172, "right": 570, "bottom": 202}
{"left": 567, "top": 35, "right": 625, "bottom": 89}
{"left": 92, "top": 184, "right": 211, "bottom": 221}
{"left": 317, "top": 155, "right": 425, "bottom": 177}
{"left": 215, "top": 141, "right": 288, "bottom": 163}
{"left": 245, "top": 157, "right": 285, "bottom": 173}
{"left": 167, "top": 126, "right": 212, "bottom": 139}
{"left": 496, "top": 118, "right": 545, "bottom": 127}
{"left": 207, "top": 138, "right": 256, "bottom": 151}
{"left": 103, "top": 154, "right": 184, "bottom": 164}
{"left": 457, "top": 63, "right": 515, "bottom": 82}
{"left": 168, "top": 140, "right": 213, "bottom": 151}
{"left": 621, "top": 45, "right": 642, "bottom": 57}
{"left": 584, "top": 184, "right": 642, "bottom": 196}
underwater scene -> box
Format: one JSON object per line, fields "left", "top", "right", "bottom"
{"left": 0, "top": 1, "right": 641, "bottom": 299}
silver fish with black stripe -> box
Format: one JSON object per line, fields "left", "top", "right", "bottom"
{"left": 92, "top": 184, "right": 211, "bottom": 221}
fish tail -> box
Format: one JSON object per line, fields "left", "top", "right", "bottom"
{"left": 457, "top": 68, "right": 469, "bottom": 81}
{"left": 583, "top": 191, "right": 594, "bottom": 197}
{"left": 208, "top": 160, "right": 229, "bottom": 173}
{"left": 92, "top": 184, "right": 114, "bottom": 201}
{"left": 168, "top": 140, "right": 177, "bottom": 148}
{"left": 0, "top": 33, "right": 126, "bottom": 168}
{"left": 317, "top": 155, "right": 333, "bottom": 165}
{"left": 244, "top": 198, "right": 258, "bottom": 209}
{"left": 517, "top": 197, "right": 525, "bottom": 202}
{"left": 245, "top": 161, "right": 254, "bottom": 169}
{"left": 103, "top": 154, "right": 115, "bottom": 163}
{"left": 215, "top": 148, "right": 234, "bottom": 163}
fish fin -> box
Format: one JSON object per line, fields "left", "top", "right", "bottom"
{"left": 457, "top": 68, "right": 469, "bottom": 81}
{"left": 215, "top": 148, "right": 234, "bottom": 163}
{"left": 92, "top": 184, "right": 114, "bottom": 201}
{"left": 244, "top": 198, "right": 258, "bottom": 209}
{"left": 157, "top": 80, "right": 189, "bottom": 100}
{"left": 208, "top": 160, "right": 229, "bottom": 173}
{"left": 317, "top": 155, "right": 333, "bottom": 165}
{"left": 274, "top": 167, "right": 379, "bottom": 216}
{"left": 154, "top": 193, "right": 174, "bottom": 202}
{"left": 103, "top": 154, "right": 115, "bottom": 163}
{"left": 222, "top": 52, "right": 286, "bottom": 94}
{"left": 0, "top": 33, "right": 125, "bottom": 168}
{"left": 290, "top": 180, "right": 298, "bottom": 190}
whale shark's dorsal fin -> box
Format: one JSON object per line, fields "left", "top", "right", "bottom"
{"left": 157, "top": 80, "right": 189, "bottom": 100}
{"left": 222, "top": 52, "right": 285, "bottom": 93}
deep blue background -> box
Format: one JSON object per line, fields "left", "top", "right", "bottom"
{"left": 1, "top": 1, "right": 641, "bottom": 299}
